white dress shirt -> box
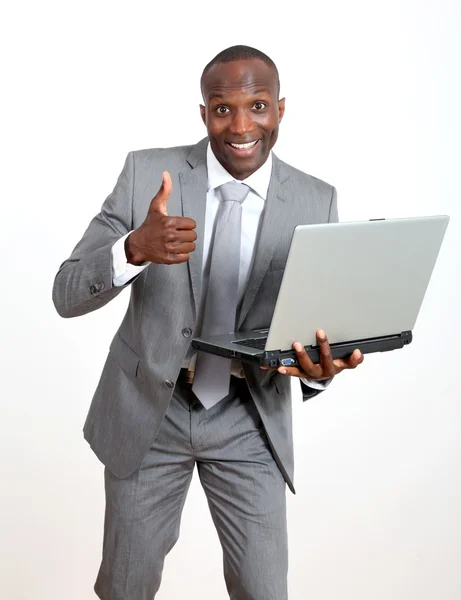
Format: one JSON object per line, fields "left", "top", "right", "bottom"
{"left": 111, "top": 144, "right": 330, "bottom": 390}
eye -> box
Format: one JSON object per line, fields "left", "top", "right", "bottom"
{"left": 216, "top": 106, "right": 230, "bottom": 115}
{"left": 253, "top": 102, "right": 267, "bottom": 110}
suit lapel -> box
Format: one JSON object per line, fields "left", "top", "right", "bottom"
{"left": 179, "top": 138, "right": 208, "bottom": 318}
{"left": 237, "top": 155, "right": 288, "bottom": 328}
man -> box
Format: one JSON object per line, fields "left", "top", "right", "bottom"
{"left": 53, "top": 46, "right": 363, "bottom": 600}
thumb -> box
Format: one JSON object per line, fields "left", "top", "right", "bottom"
{"left": 149, "top": 171, "right": 172, "bottom": 215}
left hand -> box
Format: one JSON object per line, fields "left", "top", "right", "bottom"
{"left": 277, "top": 329, "right": 364, "bottom": 380}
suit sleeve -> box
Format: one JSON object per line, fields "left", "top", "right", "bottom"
{"left": 52, "top": 152, "right": 137, "bottom": 318}
{"left": 300, "top": 185, "right": 338, "bottom": 401}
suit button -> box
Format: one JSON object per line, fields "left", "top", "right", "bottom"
{"left": 164, "top": 379, "right": 174, "bottom": 389}
{"left": 90, "top": 282, "right": 104, "bottom": 295}
{"left": 182, "top": 328, "right": 192, "bottom": 338}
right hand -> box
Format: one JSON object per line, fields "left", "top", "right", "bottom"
{"left": 125, "top": 171, "right": 197, "bottom": 265}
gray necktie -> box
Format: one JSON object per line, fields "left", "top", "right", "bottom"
{"left": 192, "top": 181, "right": 251, "bottom": 409}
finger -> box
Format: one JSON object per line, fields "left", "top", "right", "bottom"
{"left": 166, "top": 242, "right": 196, "bottom": 255}
{"left": 173, "top": 229, "right": 197, "bottom": 243}
{"left": 165, "top": 252, "right": 191, "bottom": 264}
{"left": 163, "top": 230, "right": 196, "bottom": 251}
{"left": 317, "top": 329, "right": 336, "bottom": 378}
{"left": 292, "top": 342, "right": 322, "bottom": 379}
{"left": 149, "top": 171, "right": 172, "bottom": 216}
{"left": 342, "top": 349, "right": 364, "bottom": 368}
{"left": 164, "top": 216, "right": 197, "bottom": 231}
{"left": 277, "top": 364, "right": 332, "bottom": 380}
{"left": 332, "top": 349, "right": 364, "bottom": 372}
{"left": 277, "top": 366, "right": 306, "bottom": 378}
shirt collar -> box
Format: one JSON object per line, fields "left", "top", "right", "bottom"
{"left": 206, "top": 142, "right": 273, "bottom": 200}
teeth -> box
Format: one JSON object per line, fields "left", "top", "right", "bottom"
{"left": 229, "top": 141, "right": 258, "bottom": 149}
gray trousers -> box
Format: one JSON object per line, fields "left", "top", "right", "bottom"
{"left": 94, "top": 376, "right": 288, "bottom": 600}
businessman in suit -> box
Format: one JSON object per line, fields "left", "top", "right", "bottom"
{"left": 53, "top": 45, "right": 363, "bottom": 599}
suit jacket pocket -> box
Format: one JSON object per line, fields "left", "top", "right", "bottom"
{"left": 272, "top": 373, "right": 291, "bottom": 396}
{"left": 109, "top": 334, "right": 143, "bottom": 380}
{"left": 269, "top": 258, "right": 287, "bottom": 271}
{"left": 272, "top": 374, "right": 281, "bottom": 394}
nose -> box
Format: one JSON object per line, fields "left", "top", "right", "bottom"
{"left": 229, "top": 108, "right": 254, "bottom": 135}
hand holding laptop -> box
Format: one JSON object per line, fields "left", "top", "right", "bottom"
{"left": 276, "top": 329, "right": 363, "bottom": 381}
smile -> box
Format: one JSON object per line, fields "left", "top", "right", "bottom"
{"left": 225, "top": 140, "right": 261, "bottom": 158}
{"left": 228, "top": 140, "right": 259, "bottom": 149}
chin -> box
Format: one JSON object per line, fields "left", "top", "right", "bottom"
{"left": 228, "top": 160, "right": 258, "bottom": 178}
{"left": 227, "top": 152, "right": 265, "bottom": 172}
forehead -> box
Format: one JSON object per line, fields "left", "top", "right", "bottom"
{"left": 202, "top": 59, "right": 278, "bottom": 101}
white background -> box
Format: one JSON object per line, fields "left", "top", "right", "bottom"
{"left": 1, "top": 1, "right": 460, "bottom": 598}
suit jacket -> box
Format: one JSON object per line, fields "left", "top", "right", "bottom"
{"left": 52, "top": 138, "right": 338, "bottom": 493}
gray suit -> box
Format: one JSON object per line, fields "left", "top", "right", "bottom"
{"left": 53, "top": 138, "right": 337, "bottom": 598}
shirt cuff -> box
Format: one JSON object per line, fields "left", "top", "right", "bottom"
{"left": 300, "top": 377, "right": 333, "bottom": 390}
{"left": 112, "top": 232, "right": 150, "bottom": 287}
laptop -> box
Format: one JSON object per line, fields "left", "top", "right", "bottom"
{"left": 191, "top": 216, "right": 449, "bottom": 368}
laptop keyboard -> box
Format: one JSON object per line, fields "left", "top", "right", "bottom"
{"left": 234, "top": 337, "right": 267, "bottom": 350}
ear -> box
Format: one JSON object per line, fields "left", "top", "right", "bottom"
{"left": 200, "top": 104, "right": 206, "bottom": 126}
{"left": 278, "top": 97, "right": 286, "bottom": 122}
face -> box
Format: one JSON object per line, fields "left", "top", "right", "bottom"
{"left": 200, "top": 59, "right": 285, "bottom": 180}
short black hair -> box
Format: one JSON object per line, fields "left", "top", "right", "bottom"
{"left": 201, "top": 45, "right": 280, "bottom": 96}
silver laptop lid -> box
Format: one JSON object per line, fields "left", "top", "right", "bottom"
{"left": 264, "top": 216, "right": 449, "bottom": 351}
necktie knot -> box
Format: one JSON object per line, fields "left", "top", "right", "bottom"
{"left": 219, "top": 181, "right": 250, "bottom": 205}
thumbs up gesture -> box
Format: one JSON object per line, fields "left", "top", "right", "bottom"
{"left": 125, "top": 171, "right": 197, "bottom": 265}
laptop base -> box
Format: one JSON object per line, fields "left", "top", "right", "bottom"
{"left": 192, "top": 331, "right": 413, "bottom": 368}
